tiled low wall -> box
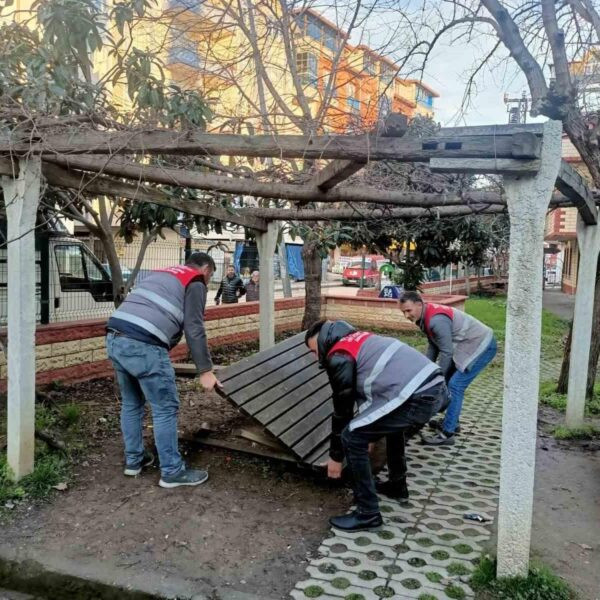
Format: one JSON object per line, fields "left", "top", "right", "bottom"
{"left": 0, "top": 292, "right": 467, "bottom": 389}
{"left": 0, "top": 298, "right": 304, "bottom": 390}
{"left": 420, "top": 275, "right": 500, "bottom": 295}
{"left": 322, "top": 294, "right": 467, "bottom": 331}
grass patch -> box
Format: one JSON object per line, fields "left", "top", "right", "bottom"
{"left": 553, "top": 424, "right": 600, "bottom": 440}
{"left": 471, "top": 556, "right": 576, "bottom": 599}
{"left": 540, "top": 381, "right": 600, "bottom": 417}
{"left": 0, "top": 452, "right": 68, "bottom": 505}
{"left": 464, "top": 297, "right": 569, "bottom": 355}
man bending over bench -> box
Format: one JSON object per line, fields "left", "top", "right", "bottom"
{"left": 305, "top": 320, "right": 449, "bottom": 532}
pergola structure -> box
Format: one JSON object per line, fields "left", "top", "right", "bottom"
{"left": 1, "top": 117, "right": 598, "bottom": 577}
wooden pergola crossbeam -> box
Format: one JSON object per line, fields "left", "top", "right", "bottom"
{"left": 556, "top": 160, "right": 598, "bottom": 225}
{"left": 313, "top": 159, "right": 367, "bottom": 191}
{"left": 0, "top": 129, "right": 542, "bottom": 161}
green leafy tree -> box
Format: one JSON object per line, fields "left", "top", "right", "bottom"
{"left": 0, "top": 0, "right": 212, "bottom": 304}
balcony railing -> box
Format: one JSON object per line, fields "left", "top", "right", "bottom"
{"left": 168, "top": 0, "right": 204, "bottom": 13}
{"left": 168, "top": 46, "right": 200, "bottom": 68}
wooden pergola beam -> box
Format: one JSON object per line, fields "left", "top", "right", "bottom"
{"left": 45, "top": 154, "right": 507, "bottom": 207}
{"left": 556, "top": 161, "right": 598, "bottom": 225}
{"left": 0, "top": 157, "right": 268, "bottom": 231}
{"left": 313, "top": 160, "right": 367, "bottom": 191}
{"left": 0, "top": 129, "right": 542, "bottom": 161}
{"left": 311, "top": 114, "right": 409, "bottom": 192}
{"left": 241, "top": 204, "right": 507, "bottom": 221}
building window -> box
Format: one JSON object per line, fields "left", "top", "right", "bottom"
{"left": 296, "top": 13, "right": 340, "bottom": 52}
{"left": 380, "top": 65, "right": 394, "bottom": 85}
{"left": 416, "top": 86, "right": 434, "bottom": 108}
{"left": 363, "top": 54, "right": 376, "bottom": 75}
{"left": 297, "top": 52, "right": 318, "bottom": 87}
{"left": 347, "top": 82, "right": 360, "bottom": 113}
{"left": 169, "top": 33, "right": 199, "bottom": 68}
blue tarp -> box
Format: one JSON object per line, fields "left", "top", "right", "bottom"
{"left": 285, "top": 243, "right": 304, "bottom": 280}
{"left": 233, "top": 241, "right": 244, "bottom": 273}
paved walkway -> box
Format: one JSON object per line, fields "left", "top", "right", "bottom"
{"left": 543, "top": 287, "right": 575, "bottom": 321}
{"left": 291, "top": 351, "right": 559, "bottom": 600}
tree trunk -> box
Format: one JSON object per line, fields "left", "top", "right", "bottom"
{"left": 557, "top": 323, "right": 571, "bottom": 394}
{"left": 301, "top": 238, "right": 323, "bottom": 329}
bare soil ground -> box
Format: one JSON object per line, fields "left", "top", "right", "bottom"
{"left": 0, "top": 375, "right": 350, "bottom": 599}
{"left": 533, "top": 406, "right": 600, "bottom": 600}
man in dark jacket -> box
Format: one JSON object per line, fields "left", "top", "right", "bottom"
{"left": 245, "top": 271, "right": 260, "bottom": 302}
{"left": 399, "top": 291, "right": 497, "bottom": 445}
{"left": 214, "top": 265, "right": 245, "bottom": 304}
{"left": 106, "top": 252, "right": 220, "bottom": 489}
{"left": 305, "top": 319, "right": 448, "bottom": 531}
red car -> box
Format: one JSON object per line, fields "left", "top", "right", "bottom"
{"left": 342, "top": 259, "right": 380, "bottom": 287}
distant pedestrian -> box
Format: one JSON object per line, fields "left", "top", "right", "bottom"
{"left": 398, "top": 291, "right": 497, "bottom": 445}
{"left": 214, "top": 265, "right": 246, "bottom": 305}
{"left": 245, "top": 271, "right": 260, "bottom": 302}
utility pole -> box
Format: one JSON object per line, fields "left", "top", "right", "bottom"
{"left": 503, "top": 91, "right": 530, "bottom": 124}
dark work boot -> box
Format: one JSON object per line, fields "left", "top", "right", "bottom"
{"left": 329, "top": 509, "right": 383, "bottom": 531}
{"left": 375, "top": 478, "right": 409, "bottom": 502}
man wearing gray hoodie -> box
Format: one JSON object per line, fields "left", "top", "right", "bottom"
{"left": 305, "top": 319, "right": 448, "bottom": 531}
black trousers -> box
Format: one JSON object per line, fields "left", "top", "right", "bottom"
{"left": 341, "top": 381, "right": 448, "bottom": 514}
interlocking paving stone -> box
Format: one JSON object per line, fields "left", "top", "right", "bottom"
{"left": 292, "top": 347, "right": 559, "bottom": 599}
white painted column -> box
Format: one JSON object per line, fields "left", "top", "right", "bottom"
{"left": 566, "top": 212, "right": 600, "bottom": 425}
{"left": 497, "top": 120, "right": 562, "bottom": 577}
{"left": 2, "top": 158, "right": 42, "bottom": 480}
{"left": 256, "top": 221, "right": 279, "bottom": 351}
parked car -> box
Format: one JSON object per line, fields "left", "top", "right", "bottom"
{"left": 342, "top": 259, "right": 380, "bottom": 286}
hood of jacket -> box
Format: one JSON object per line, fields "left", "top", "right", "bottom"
{"left": 316, "top": 320, "right": 356, "bottom": 367}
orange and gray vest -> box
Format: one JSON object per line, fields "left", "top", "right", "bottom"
{"left": 422, "top": 303, "right": 494, "bottom": 372}
{"left": 108, "top": 265, "right": 204, "bottom": 349}
{"left": 329, "top": 330, "right": 443, "bottom": 431}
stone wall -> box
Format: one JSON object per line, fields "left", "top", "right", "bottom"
{"left": 322, "top": 294, "right": 467, "bottom": 331}
{"left": 0, "top": 298, "right": 304, "bottom": 391}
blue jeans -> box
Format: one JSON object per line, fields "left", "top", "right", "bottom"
{"left": 106, "top": 333, "right": 183, "bottom": 477}
{"left": 443, "top": 337, "right": 498, "bottom": 433}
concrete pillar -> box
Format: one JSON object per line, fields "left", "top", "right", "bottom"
{"left": 566, "top": 212, "right": 600, "bottom": 425}
{"left": 497, "top": 120, "right": 562, "bottom": 577}
{"left": 2, "top": 158, "right": 42, "bottom": 480}
{"left": 256, "top": 221, "right": 279, "bottom": 351}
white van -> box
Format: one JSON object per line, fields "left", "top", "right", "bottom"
{"left": 0, "top": 231, "right": 115, "bottom": 325}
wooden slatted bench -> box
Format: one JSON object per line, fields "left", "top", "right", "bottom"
{"left": 216, "top": 333, "right": 333, "bottom": 468}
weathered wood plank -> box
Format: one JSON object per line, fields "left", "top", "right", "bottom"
{"left": 430, "top": 158, "right": 540, "bottom": 175}
{"left": 556, "top": 161, "right": 598, "bottom": 225}
{"left": 280, "top": 401, "right": 332, "bottom": 447}
{"left": 304, "top": 442, "right": 329, "bottom": 467}
{"left": 222, "top": 343, "right": 310, "bottom": 394}
{"left": 226, "top": 351, "right": 316, "bottom": 405}
{"left": 265, "top": 382, "right": 331, "bottom": 434}
{"left": 218, "top": 333, "right": 305, "bottom": 384}
{"left": 1, "top": 131, "right": 540, "bottom": 161}
{"left": 242, "top": 367, "right": 323, "bottom": 415}
{"left": 291, "top": 417, "right": 332, "bottom": 459}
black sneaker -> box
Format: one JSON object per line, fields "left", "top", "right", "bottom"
{"left": 124, "top": 449, "right": 155, "bottom": 476}
{"left": 159, "top": 468, "right": 209, "bottom": 489}
{"left": 421, "top": 431, "right": 456, "bottom": 446}
{"left": 329, "top": 509, "right": 383, "bottom": 531}
{"left": 375, "top": 479, "right": 409, "bottom": 502}
{"left": 429, "top": 418, "right": 461, "bottom": 434}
